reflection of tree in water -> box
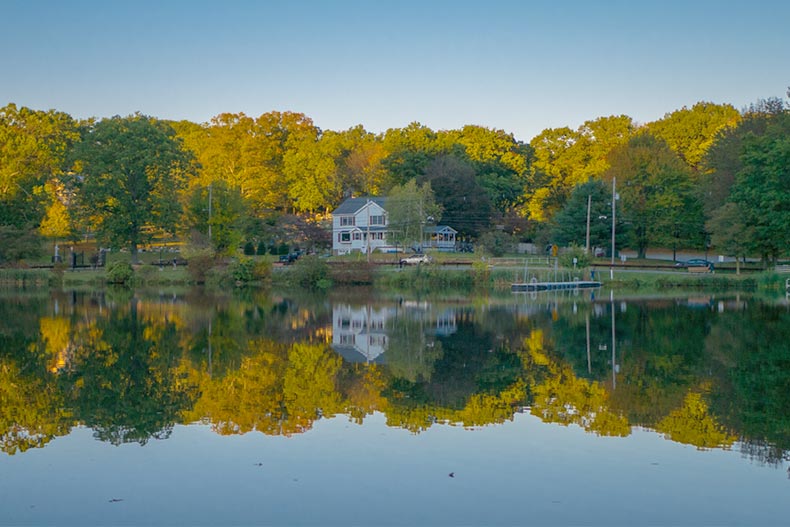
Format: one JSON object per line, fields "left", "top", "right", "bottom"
{"left": 0, "top": 362, "right": 72, "bottom": 454}
{"left": 384, "top": 311, "right": 443, "bottom": 384}
{"left": 656, "top": 390, "right": 735, "bottom": 449}
{"left": 4, "top": 292, "right": 790, "bottom": 461}
{"left": 61, "top": 300, "right": 199, "bottom": 445}
{"left": 519, "top": 330, "right": 630, "bottom": 437}
{"left": 704, "top": 305, "right": 790, "bottom": 464}
{"left": 0, "top": 298, "right": 73, "bottom": 454}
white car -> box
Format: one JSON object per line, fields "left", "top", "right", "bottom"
{"left": 399, "top": 254, "right": 432, "bottom": 266}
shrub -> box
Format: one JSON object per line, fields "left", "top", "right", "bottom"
{"left": 558, "top": 245, "right": 592, "bottom": 269}
{"left": 181, "top": 246, "right": 216, "bottom": 284}
{"left": 106, "top": 261, "right": 134, "bottom": 285}
{"left": 256, "top": 241, "right": 267, "bottom": 255}
{"left": 134, "top": 264, "right": 160, "bottom": 284}
{"left": 290, "top": 254, "right": 331, "bottom": 289}
{"left": 243, "top": 241, "right": 256, "bottom": 256}
{"left": 477, "top": 230, "right": 512, "bottom": 257}
{"left": 330, "top": 260, "right": 376, "bottom": 285}
{"left": 230, "top": 257, "right": 272, "bottom": 286}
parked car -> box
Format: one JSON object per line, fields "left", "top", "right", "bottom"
{"left": 399, "top": 254, "right": 433, "bottom": 266}
{"left": 278, "top": 252, "right": 301, "bottom": 265}
{"left": 675, "top": 258, "right": 714, "bottom": 271}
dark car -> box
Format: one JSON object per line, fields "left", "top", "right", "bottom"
{"left": 675, "top": 258, "right": 714, "bottom": 271}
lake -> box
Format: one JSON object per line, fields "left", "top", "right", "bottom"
{"left": 2, "top": 287, "right": 790, "bottom": 526}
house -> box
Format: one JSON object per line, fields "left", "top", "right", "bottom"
{"left": 332, "top": 196, "right": 460, "bottom": 255}
{"left": 332, "top": 197, "right": 392, "bottom": 255}
{"left": 424, "top": 225, "right": 458, "bottom": 252}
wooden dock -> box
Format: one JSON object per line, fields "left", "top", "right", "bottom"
{"left": 511, "top": 280, "right": 602, "bottom": 292}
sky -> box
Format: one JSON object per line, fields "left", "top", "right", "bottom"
{"left": 2, "top": 0, "right": 788, "bottom": 142}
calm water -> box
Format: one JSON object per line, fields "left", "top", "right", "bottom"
{"left": 2, "top": 287, "right": 790, "bottom": 526}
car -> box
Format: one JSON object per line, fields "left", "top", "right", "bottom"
{"left": 399, "top": 254, "right": 433, "bottom": 266}
{"left": 675, "top": 258, "right": 714, "bottom": 271}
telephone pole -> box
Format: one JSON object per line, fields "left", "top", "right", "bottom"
{"left": 610, "top": 177, "right": 616, "bottom": 280}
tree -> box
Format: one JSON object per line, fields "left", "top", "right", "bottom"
{"left": 705, "top": 203, "right": 752, "bottom": 273}
{"left": 549, "top": 179, "right": 611, "bottom": 250}
{"left": 0, "top": 104, "right": 78, "bottom": 229}
{"left": 72, "top": 115, "right": 192, "bottom": 262}
{"left": 648, "top": 102, "right": 741, "bottom": 170}
{"left": 386, "top": 179, "right": 441, "bottom": 250}
{"left": 728, "top": 112, "right": 790, "bottom": 263}
{"left": 419, "top": 152, "right": 492, "bottom": 237}
{"left": 182, "top": 180, "right": 248, "bottom": 256}
{"left": 524, "top": 116, "right": 635, "bottom": 222}
{"left": 38, "top": 182, "right": 73, "bottom": 258}
{"left": 603, "top": 133, "right": 700, "bottom": 258}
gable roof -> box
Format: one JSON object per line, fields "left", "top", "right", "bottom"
{"left": 426, "top": 225, "right": 458, "bottom": 234}
{"left": 333, "top": 197, "right": 386, "bottom": 215}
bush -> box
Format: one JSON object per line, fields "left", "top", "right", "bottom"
{"left": 558, "top": 245, "right": 592, "bottom": 269}
{"left": 477, "top": 230, "right": 512, "bottom": 257}
{"left": 230, "top": 257, "right": 272, "bottom": 286}
{"left": 256, "top": 241, "right": 267, "bottom": 255}
{"left": 290, "top": 254, "right": 331, "bottom": 289}
{"left": 243, "top": 241, "right": 256, "bottom": 256}
{"left": 330, "top": 260, "right": 375, "bottom": 285}
{"left": 182, "top": 246, "right": 216, "bottom": 284}
{"left": 106, "top": 261, "right": 134, "bottom": 285}
{"left": 134, "top": 264, "right": 160, "bottom": 284}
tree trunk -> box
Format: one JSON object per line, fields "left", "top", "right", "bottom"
{"left": 130, "top": 243, "right": 139, "bottom": 264}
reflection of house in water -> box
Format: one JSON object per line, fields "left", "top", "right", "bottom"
{"left": 332, "top": 305, "right": 394, "bottom": 364}
{"left": 331, "top": 303, "right": 458, "bottom": 363}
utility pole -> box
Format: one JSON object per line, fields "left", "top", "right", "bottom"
{"left": 610, "top": 177, "right": 616, "bottom": 280}
{"left": 366, "top": 198, "right": 371, "bottom": 263}
{"left": 585, "top": 194, "right": 592, "bottom": 254}
{"left": 208, "top": 183, "right": 213, "bottom": 244}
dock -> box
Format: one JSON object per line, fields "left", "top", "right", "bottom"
{"left": 511, "top": 280, "right": 602, "bottom": 292}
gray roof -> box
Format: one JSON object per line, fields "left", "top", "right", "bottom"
{"left": 426, "top": 225, "right": 457, "bottom": 234}
{"left": 333, "top": 197, "right": 386, "bottom": 215}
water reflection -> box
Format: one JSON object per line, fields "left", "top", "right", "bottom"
{"left": 2, "top": 288, "right": 790, "bottom": 468}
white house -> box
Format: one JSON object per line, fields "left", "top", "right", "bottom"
{"left": 332, "top": 197, "right": 392, "bottom": 255}
{"left": 332, "top": 196, "right": 461, "bottom": 255}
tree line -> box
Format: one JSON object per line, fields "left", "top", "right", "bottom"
{"left": 1, "top": 89, "right": 788, "bottom": 263}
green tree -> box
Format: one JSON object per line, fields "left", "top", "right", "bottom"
{"left": 386, "top": 179, "right": 441, "bottom": 250}
{"left": 420, "top": 152, "right": 492, "bottom": 237}
{"left": 549, "top": 179, "right": 611, "bottom": 250}
{"left": 183, "top": 180, "right": 248, "bottom": 256}
{"left": 603, "top": 133, "right": 700, "bottom": 258}
{"left": 73, "top": 114, "right": 192, "bottom": 262}
{"left": 728, "top": 112, "right": 790, "bottom": 262}
{"left": 0, "top": 104, "right": 78, "bottom": 229}
{"left": 705, "top": 202, "right": 752, "bottom": 273}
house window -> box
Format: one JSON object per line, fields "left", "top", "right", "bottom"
{"left": 340, "top": 232, "right": 351, "bottom": 243}
{"left": 353, "top": 232, "right": 361, "bottom": 241}
{"left": 340, "top": 216, "right": 355, "bottom": 226}
{"left": 370, "top": 215, "right": 385, "bottom": 225}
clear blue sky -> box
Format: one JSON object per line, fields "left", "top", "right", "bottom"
{"left": 2, "top": 0, "right": 788, "bottom": 142}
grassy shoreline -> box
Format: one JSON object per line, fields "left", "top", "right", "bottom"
{"left": 1, "top": 261, "right": 787, "bottom": 295}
